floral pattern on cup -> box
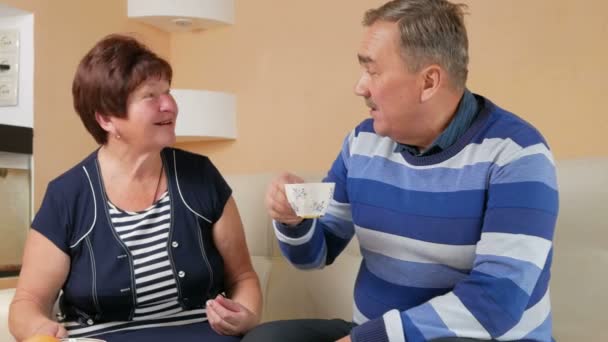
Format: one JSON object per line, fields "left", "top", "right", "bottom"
{"left": 284, "top": 182, "right": 335, "bottom": 218}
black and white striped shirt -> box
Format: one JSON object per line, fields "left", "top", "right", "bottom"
{"left": 65, "top": 192, "right": 207, "bottom": 337}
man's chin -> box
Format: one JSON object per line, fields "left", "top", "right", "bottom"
{"left": 372, "top": 120, "right": 389, "bottom": 137}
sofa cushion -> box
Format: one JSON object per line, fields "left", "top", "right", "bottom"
{"left": 551, "top": 158, "right": 608, "bottom": 341}
{"left": 0, "top": 288, "right": 15, "bottom": 342}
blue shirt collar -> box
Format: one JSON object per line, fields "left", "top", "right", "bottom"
{"left": 395, "top": 89, "right": 479, "bottom": 156}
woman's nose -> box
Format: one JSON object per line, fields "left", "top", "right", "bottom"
{"left": 160, "top": 93, "right": 178, "bottom": 113}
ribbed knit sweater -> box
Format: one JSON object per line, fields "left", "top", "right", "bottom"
{"left": 275, "top": 97, "right": 558, "bottom": 342}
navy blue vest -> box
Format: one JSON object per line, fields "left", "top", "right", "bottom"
{"left": 34, "top": 148, "right": 230, "bottom": 325}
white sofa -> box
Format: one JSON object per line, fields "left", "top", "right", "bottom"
{"left": 1, "top": 158, "right": 606, "bottom": 341}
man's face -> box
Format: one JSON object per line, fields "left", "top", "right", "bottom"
{"left": 354, "top": 21, "right": 424, "bottom": 144}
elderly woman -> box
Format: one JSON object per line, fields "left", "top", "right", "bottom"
{"left": 9, "top": 34, "right": 261, "bottom": 341}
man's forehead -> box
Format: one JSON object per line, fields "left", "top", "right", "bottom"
{"left": 358, "top": 21, "right": 399, "bottom": 61}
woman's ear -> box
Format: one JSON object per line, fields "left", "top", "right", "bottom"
{"left": 95, "top": 112, "right": 116, "bottom": 137}
{"left": 420, "top": 64, "right": 442, "bottom": 102}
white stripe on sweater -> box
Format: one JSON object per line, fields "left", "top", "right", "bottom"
{"left": 138, "top": 288, "right": 178, "bottom": 303}
{"left": 350, "top": 132, "right": 554, "bottom": 169}
{"left": 477, "top": 232, "right": 552, "bottom": 269}
{"left": 498, "top": 289, "right": 551, "bottom": 341}
{"left": 131, "top": 242, "right": 165, "bottom": 256}
{"left": 325, "top": 200, "right": 353, "bottom": 222}
{"left": 273, "top": 219, "right": 317, "bottom": 246}
{"left": 356, "top": 226, "right": 476, "bottom": 270}
{"left": 120, "top": 223, "right": 170, "bottom": 240}
{"left": 136, "top": 279, "right": 176, "bottom": 294}
{"left": 110, "top": 205, "right": 170, "bottom": 224}
{"left": 383, "top": 309, "right": 406, "bottom": 342}
{"left": 124, "top": 232, "right": 169, "bottom": 247}
{"left": 133, "top": 260, "right": 171, "bottom": 275}
{"left": 134, "top": 269, "right": 174, "bottom": 285}
{"left": 114, "top": 213, "right": 171, "bottom": 233}
{"left": 352, "top": 301, "right": 370, "bottom": 325}
{"left": 68, "top": 315, "right": 206, "bottom": 336}
{"left": 133, "top": 251, "right": 168, "bottom": 265}
{"left": 430, "top": 292, "right": 491, "bottom": 339}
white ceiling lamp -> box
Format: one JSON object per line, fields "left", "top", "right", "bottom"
{"left": 128, "top": 0, "right": 234, "bottom": 32}
{"left": 128, "top": 0, "right": 237, "bottom": 142}
{"left": 171, "top": 89, "right": 236, "bottom": 142}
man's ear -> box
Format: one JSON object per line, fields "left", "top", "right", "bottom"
{"left": 420, "top": 64, "right": 442, "bottom": 102}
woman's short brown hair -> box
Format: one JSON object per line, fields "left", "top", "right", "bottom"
{"left": 72, "top": 34, "right": 173, "bottom": 144}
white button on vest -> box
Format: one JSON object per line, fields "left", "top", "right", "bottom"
{"left": 86, "top": 318, "right": 94, "bottom": 325}
{"left": 172, "top": 241, "right": 179, "bottom": 248}
{"left": 178, "top": 271, "right": 186, "bottom": 278}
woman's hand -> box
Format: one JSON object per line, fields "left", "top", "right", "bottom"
{"left": 206, "top": 295, "right": 259, "bottom": 336}
{"left": 29, "top": 319, "right": 68, "bottom": 339}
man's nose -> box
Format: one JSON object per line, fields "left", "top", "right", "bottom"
{"left": 354, "top": 75, "right": 370, "bottom": 97}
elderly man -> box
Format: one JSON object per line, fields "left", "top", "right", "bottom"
{"left": 245, "top": 0, "right": 558, "bottom": 341}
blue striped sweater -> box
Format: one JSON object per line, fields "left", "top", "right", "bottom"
{"left": 274, "top": 96, "right": 558, "bottom": 342}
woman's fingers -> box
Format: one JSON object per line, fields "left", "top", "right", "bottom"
{"left": 207, "top": 297, "right": 258, "bottom": 335}
{"left": 207, "top": 304, "right": 238, "bottom": 335}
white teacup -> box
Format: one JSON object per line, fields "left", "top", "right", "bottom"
{"left": 284, "top": 182, "right": 335, "bottom": 219}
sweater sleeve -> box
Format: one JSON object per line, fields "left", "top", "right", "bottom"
{"left": 274, "top": 131, "right": 356, "bottom": 269}
{"left": 350, "top": 142, "right": 558, "bottom": 342}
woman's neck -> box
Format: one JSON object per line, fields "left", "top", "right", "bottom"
{"left": 97, "top": 143, "right": 163, "bottom": 181}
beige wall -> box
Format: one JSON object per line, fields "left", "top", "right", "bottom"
{"left": 1, "top": 0, "right": 606, "bottom": 205}
{"left": 465, "top": 0, "right": 608, "bottom": 159}
{"left": 174, "top": 0, "right": 608, "bottom": 176}
{"left": 171, "top": 0, "right": 373, "bottom": 175}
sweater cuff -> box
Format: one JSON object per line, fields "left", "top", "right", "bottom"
{"left": 352, "top": 309, "right": 406, "bottom": 342}
{"left": 273, "top": 219, "right": 315, "bottom": 239}
{"left": 351, "top": 317, "right": 389, "bottom": 342}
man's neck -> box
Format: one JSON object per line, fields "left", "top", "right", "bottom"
{"left": 413, "top": 89, "right": 465, "bottom": 150}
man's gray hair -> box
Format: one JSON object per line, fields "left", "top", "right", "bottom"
{"left": 364, "top": 0, "right": 469, "bottom": 89}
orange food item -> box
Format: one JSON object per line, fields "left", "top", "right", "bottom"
{"left": 23, "top": 335, "right": 60, "bottom": 342}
